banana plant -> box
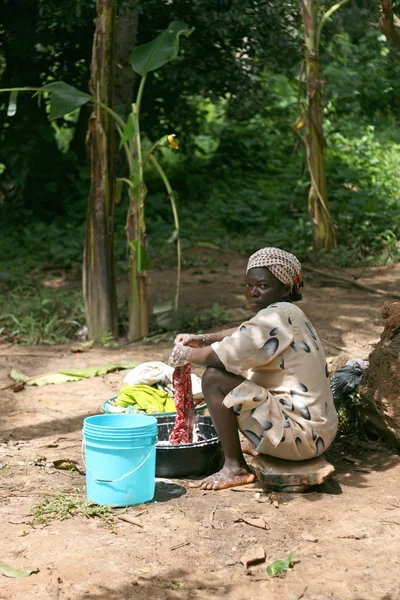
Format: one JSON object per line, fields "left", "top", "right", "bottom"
{"left": 1, "top": 21, "right": 192, "bottom": 341}
{"left": 296, "top": 0, "right": 349, "bottom": 252}
{"left": 123, "top": 21, "right": 193, "bottom": 339}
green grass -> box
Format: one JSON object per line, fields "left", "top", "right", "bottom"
{"left": 0, "top": 286, "right": 85, "bottom": 345}
{"left": 336, "top": 392, "right": 369, "bottom": 437}
{"left": 30, "top": 494, "right": 116, "bottom": 531}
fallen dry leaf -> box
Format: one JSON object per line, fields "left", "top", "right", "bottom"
{"left": 234, "top": 516, "right": 270, "bottom": 530}
{"left": 240, "top": 546, "right": 266, "bottom": 573}
{"left": 53, "top": 459, "right": 83, "bottom": 474}
{"left": 343, "top": 456, "right": 361, "bottom": 466}
{"left": 118, "top": 515, "right": 144, "bottom": 528}
{"left": 12, "top": 383, "right": 25, "bottom": 393}
{"left": 337, "top": 533, "right": 368, "bottom": 540}
{"left": 270, "top": 492, "right": 280, "bottom": 508}
{"left": 0, "top": 561, "right": 39, "bottom": 578}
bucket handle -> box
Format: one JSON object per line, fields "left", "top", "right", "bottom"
{"left": 81, "top": 441, "right": 155, "bottom": 484}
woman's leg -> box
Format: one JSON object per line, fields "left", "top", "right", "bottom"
{"left": 190, "top": 367, "right": 256, "bottom": 490}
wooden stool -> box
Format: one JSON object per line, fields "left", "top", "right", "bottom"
{"left": 250, "top": 454, "right": 335, "bottom": 493}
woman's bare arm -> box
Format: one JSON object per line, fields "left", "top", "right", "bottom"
{"left": 169, "top": 344, "right": 224, "bottom": 369}
{"left": 175, "top": 327, "right": 238, "bottom": 347}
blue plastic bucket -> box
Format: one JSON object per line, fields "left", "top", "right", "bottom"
{"left": 84, "top": 414, "right": 156, "bottom": 431}
{"left": 82, "top": 414, "right": 157, "bottom": 507}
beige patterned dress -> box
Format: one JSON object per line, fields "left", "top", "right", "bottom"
{"left": 211, "top": 302, "right": 338, "bottom": 460}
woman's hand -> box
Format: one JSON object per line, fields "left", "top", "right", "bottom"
{"left": 168, "top": 343, "right": 194, "bottom": 367}
{"left": 173, "top": 333, "right": 210, "bottom": 348}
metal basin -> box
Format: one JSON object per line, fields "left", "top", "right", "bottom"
{"left": 156, "top": 415, "right": 224, "bottom": 478}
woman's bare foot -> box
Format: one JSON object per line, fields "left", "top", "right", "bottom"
{"left": 240, "top": 439, "right": 259, "bottom": 457}
{"left": 189, "top": 465, "right": 255, "bottom": 491}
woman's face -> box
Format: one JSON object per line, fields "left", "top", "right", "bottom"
{"left": 245, "top": 267, "right": 290, "bottom": 313}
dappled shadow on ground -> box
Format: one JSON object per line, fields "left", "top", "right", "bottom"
{"left": 153, "top": 480, "right": 186, "bottom": 502}
{"left": 273, "top": 438, "right": 400, "bottom": 505}
{"left": 153, "top": 256, "right": 400, "bottom": 357}
{"left": 354, "top": 597, "right": 398, "bottom": 600}
{"left": 1, "top": 412, "right": 92, "bottom": 441}
{"left": 78, "top": 568, "right": 233, "bottom": 600}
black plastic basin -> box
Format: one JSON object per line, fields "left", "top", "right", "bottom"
{"left": 156, "top": 414, "right": 224, "bottom": 478}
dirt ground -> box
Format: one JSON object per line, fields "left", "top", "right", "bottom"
{"left": 1, "top": 253, "right": 400, "bottom": 600}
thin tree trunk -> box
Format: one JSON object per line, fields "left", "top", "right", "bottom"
{"left": 114, "top": 0, "right": 147, "bottom": 341}
{"left": 375, "top": 0, "right": 400, "bottom": 46}
{"left": 301, "top": 0, "right": 336, "bottom": 252}
{"left": 83, "top": 0, "right": 118, "bottom": 339}
{"left": 126, "top": 183, "right": 148, "bottom": 341}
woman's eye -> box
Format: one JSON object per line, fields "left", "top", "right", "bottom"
{"left": 260, "top": 284, "right": 268, "bottom": 289}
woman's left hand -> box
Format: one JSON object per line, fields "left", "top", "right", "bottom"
{"left": 168, "top": 343, "right": 194, "bottom": 367}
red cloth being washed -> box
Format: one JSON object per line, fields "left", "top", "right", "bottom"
{"left": 169, "top": 362, "right": 195, "bottom": 445}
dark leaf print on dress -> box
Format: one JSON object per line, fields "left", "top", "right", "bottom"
{"left": 299, "top": 341, "right": 310, "bottom": 353}
{"left": 259, "top": 337, "right": 279, "bottom": 359}
{"left": 279, "top": 356, "right": 285, "bottom": 370}
{"left": 252, "top": 394, "right": 264, "bottom": 402}
{"left": 240, "top": 325, "right": 247, "bottom": 333}
{"left": 290, "top": 341, "right": 299, "bottom": 352}
{"left": 312, "top": 429, "right": 317, "bottom": 441}
{"left": 279, "top": 398, "right": 293, "bottom": 410}
{"left": 251, "top": 408, "right": 273, "bottom": 431}
{"left": 290, "top": 390, "right": 311, "bottom": 420}
{"left": 270, "top": 327, "right": 280, "bottom": 336}
{"left": 312, "top": 339, "right": 320, "bottom": 351}
{"left": 295, "top": 437, "right": 302, "bottom": 448}
{"left": 325, "top": 363, "right": 329, "bottom": 377}
{"left": 304, "top": 322, "right": 317, "bottom": 340}
{"left": 233, "top": 404, "right": 242, "bottom": 414}
{"left": 298, "top": 382, "right": 309, "bottom": 393}
{"left": 316, "top": 437, "right": 325, "bottom": 455}
{"left": 243, "top": 430, "right": 261, "bottom": 448}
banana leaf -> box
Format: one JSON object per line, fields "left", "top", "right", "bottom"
{"left": 42, "top": 81, "right": 91, "bottom": 120}
{"left": 10, "top": 361, "right": 137, "bottom": 387}
{"left": 130, "top": 21, "right": 193, "bottom": 76}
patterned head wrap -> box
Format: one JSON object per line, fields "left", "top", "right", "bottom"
{"left": 246, "top": 247, "right": 304, "bottom": 293}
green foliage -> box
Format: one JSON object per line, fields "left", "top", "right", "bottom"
{"left": 266, "top": 551, "right": 296, "bottom": 577}
{"left": 325, "top": 125, "right": 400, "bottom": 263}
{"left": 337, "top": 391, "right": 368, "bottom": 437}
{"left": 176, "top": 302, "right": 228, "bottom": 332}
{"left": 1, "top": 0, "right": 400, "bottom": 347}
{"left": 0, "top": 286, "right": 85, "bottom": 344}
{"left": 42, "top": 81, "right": 91, "bottom": 120}
{"left": 0, "top": 221, "right": 86, "bottom": 288}
{"left": 130, "top": 21, "right": 193, "bottom": 76}
{"left": 31, "top": 494, "right": 115, "bottom": 530}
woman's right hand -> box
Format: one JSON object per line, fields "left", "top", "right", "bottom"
{"left": 173, "top": 333, "right": 208, "bottom": 348}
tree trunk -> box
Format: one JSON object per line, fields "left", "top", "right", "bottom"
{"left": 83, "top": 0, "right": 118, "bottom": 339}
{"left": 359, "top": 302, "right": 400, "bottom": 449}
{"left": 126, "top": 176, "right": 149, "bottom": 341}
{"left": 301, "top": 0, "right": 336, "bottom": 252}
{"left": 114, "top": 0, "right": 148, "bottom": 341}
{"left": 375, "top": 0, "right": 400, "bottom": 46}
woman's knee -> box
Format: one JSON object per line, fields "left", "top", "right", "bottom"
{"left": 201, "top": 367, "right": 222, "bottom": 394}
{"left": 202, "top": 366, "right": 244, "bottom": 397}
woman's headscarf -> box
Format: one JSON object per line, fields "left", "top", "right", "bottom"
{"left": 247, "top": 247, "right": 304, "bottom": 295}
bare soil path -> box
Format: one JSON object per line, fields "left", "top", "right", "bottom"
{"left": 1, "top": 254, "right": 399, "bottom": 600}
